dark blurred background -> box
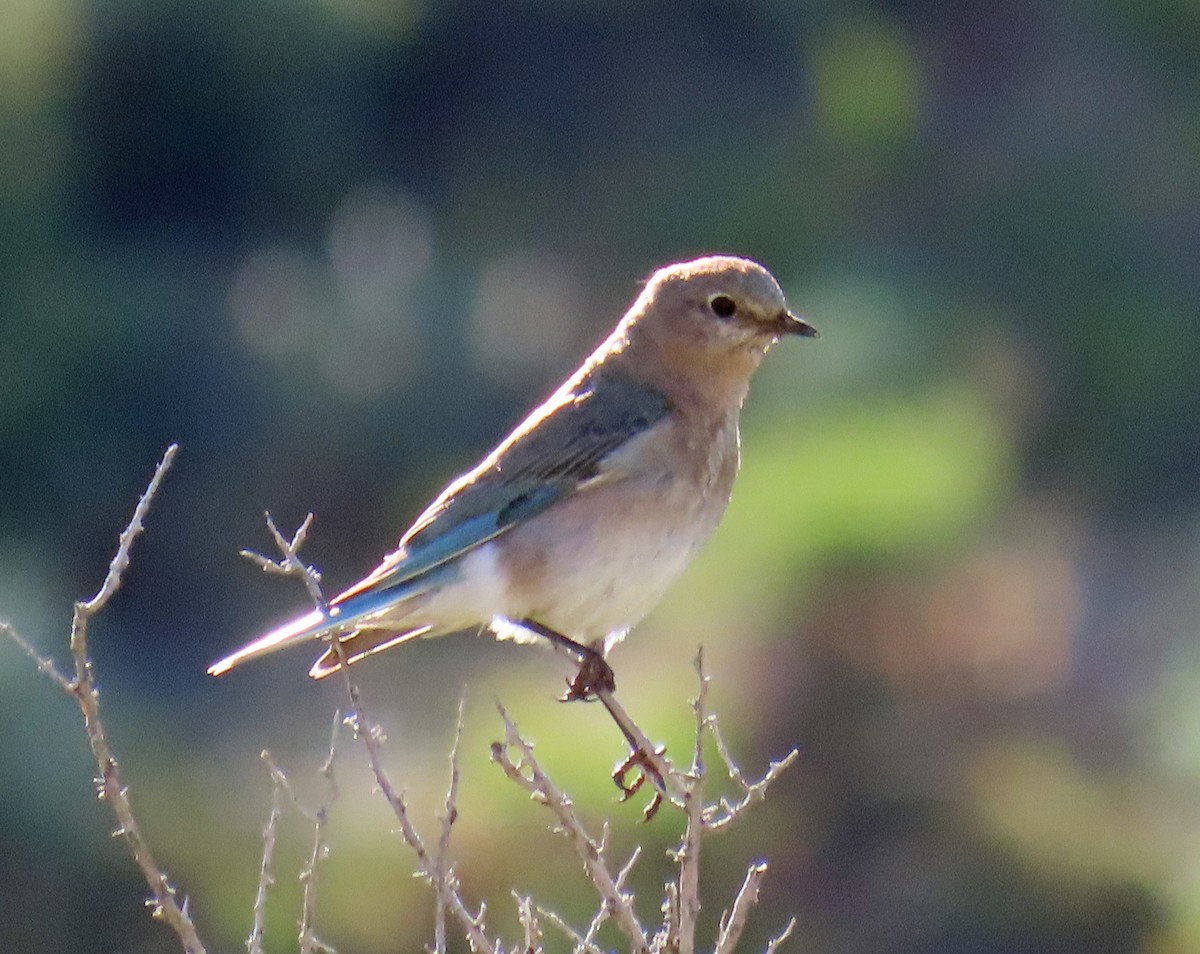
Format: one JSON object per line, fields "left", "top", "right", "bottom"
{"left": 2, "top": 0, "right": 1198, "bottom": 951}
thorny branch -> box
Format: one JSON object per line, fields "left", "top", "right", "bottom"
{"left": 496, "top": 651, "right": 799, "bottom": 954}
{"left": 433, "top": 696, "right": 467, "bottom": 954}
{"left": 299, "top": 713, "right": 342, "bottom": 954}
{"left": 249, "top": 517, "right": 800, "bottom": 954}
{"left": 0, "top": 444, "right": 206, "bottom": 954}
{"left": 4, "top": 451, "right": 802, "bottom": 954}
{"left": 257, "top": 716, "right": 343, "bottom": 954}
{"left": 491, "top": 703, "right": 651, "bottom": 954}
{"left": 248, "top": 760, "right": 285, "bottom": 954}
{"left": 713, "top": 863, "right": 768, "bottom": 954}
{"left": 247, "top": 517, "right": 497, "bottom": 954}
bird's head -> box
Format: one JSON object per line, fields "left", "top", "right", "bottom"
{"left": 622, "top": 255, "right": 817, "bottom": 376}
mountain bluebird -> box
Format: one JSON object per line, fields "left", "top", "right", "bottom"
{"left": 209, "top": 255, "right": 817, "bottom": 686}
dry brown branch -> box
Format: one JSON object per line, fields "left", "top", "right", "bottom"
{"left": 702, "top": 715, "right": 798, "bottom": 834}
{"left": 513, "top": 892, "right": 543, "bottom": 954}
{"left": 1, "top": 444, "right": 205, "bottom": 954}
{"left": 248, "top": 517, "right": 498, "bottom": 954}
{"left": 248, "top": 756, "right": 286, "bottom": 954}
{"left": 432, "top": 696, "right": 467, "bottom": 954}
{"left": 297, "top": 712, "right": 342, "bottom": 954}
{"left": 490, "top": 703, "right": 650, "bottom": 954}
{"left": 764, "top": 916, "right": 798, "bottom": 954}
{"left": 713, "top": 863, "right": 768, "bottom": 954}
{"left": 536, "top": 905, "right": 599, "bottom": 954}
{"left": 579, "top": 844, "right": 641, "bottom": 952}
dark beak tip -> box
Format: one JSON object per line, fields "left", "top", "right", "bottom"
{"left": 783, "top": 312, "right": 819, "bottom": 339}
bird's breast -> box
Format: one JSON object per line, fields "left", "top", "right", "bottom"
{"left": 493, "top": 413, "right": 740, "bottom": 640}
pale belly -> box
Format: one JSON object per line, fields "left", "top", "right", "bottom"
{"left": 413, "top": 413, "right": 741, "bottom": 644}
{"left": 487, "top": 473, "right": 729, "bottom": 641}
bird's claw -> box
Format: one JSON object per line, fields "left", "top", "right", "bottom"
{"left": 613, "top": 745, "right": 668, "bottom": 821}
{"left": 559, "top": 650, "right": 617, "bottom": 702}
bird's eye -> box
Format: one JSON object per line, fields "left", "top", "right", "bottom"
{"left": 708, "top": 294, "right": 737, "bottom": 318}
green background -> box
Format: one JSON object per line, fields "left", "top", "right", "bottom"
{"left": 1, "top": 0, "right": 1198, "bottom": 951}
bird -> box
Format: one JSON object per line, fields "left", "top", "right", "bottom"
{"left": 208, "top": 255, "right": 817, "bottom": 685}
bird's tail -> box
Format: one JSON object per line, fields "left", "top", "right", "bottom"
{"left": 207, "top": 571, "right": 441, "bottom": 677}
{"left": 307, "top": 625, "right": 435, "bottom": 679}
{"left": 207, "top": 608, "right": 333, "bottom": 676}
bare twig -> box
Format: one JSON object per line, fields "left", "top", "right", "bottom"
{"left": 580, "top": 844, "right": 641, "bottom": 952}
{"left": 654, "top": 881, "right": 679, "bottom": 954}
{"left": 3, "top": 624, "right": 73, "bottom": 691}
{"left": 702, "top": 716, "right": 798, "bottom": 834}
{"left": 490, "top": 703, "right": 650, "bottom": 954}
{"left": 82, "top": 445, "right": 179, "bottom": 613}
{"left": 241, "top": 512, "right": 326, "bottom": 610}
{"left": 248, "top": 755, "right": 286, "bottom": 954}
{"left": 536, "top": 905, "right": 600, "bottom": 954}
{"left": 764, "top": 916, "right": 798, "bottom": 954}
{"left": 331, "top": 645, "right": 495, "bottom": 953}
{"left": 248, "top": 518, "right": 497, "bottom": 954}
{"left": 259, "top": 718, "right": 341, "bottom": 954}
{"left": 297, "top": 712, "right": 342, "bottom": 954}
{"left": 513, "top": 892, "right": 543, "bottom": 954}
{"left": 670, "top": 651, "right": 711, "bottom": 954}
{"left": 2, "top": 445, "right": 204, "bottom": 954}
{"left": 713, "top": 863, "right": 768, "bottom": 954}
{"left": 432, "top": 695, "right": 467, "bottom": 954}
{"left": 263, "top": 753, "right": 318, "bottom": 825}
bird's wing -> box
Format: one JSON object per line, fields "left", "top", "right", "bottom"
{"left": 330, "top": 370, "right": 674, "bottom": 607}
{"left": 207, "top": 371, "right": 671, "bottom": 677}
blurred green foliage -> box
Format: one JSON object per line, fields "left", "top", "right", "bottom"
{"left": 1, "top": 0, "right": 1198, "bottom": 951}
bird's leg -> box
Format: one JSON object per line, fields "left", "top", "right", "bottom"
{"left": 515, "top": 618, "right": 616, "bottom": 700}
{"left": 598, "top": 692, "right": 669, "bottom": 821}
{"left": 516, "top": 618, "right": 673, "bottom": 819}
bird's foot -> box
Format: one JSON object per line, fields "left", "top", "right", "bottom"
{"left": 512, "top": 619, "right": 615, "bottom": 701}
{"left": 613, "top": 745, "right": 668, "bottom": 821}
{"left": 560, "top": 646, "right": 616, "bottom": 702}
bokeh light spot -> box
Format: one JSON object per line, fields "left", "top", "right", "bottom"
{"left": 467, "top": 251, "right": 587, "bottom": 385}
{"left": 812, "top": 19, "right": 923, "bottom": 146}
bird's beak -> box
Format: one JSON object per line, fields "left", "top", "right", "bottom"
{"left": 777, "top": 310, "right": 819, "bottom": 338}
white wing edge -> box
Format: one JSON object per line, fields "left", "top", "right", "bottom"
{"left": 207, "top": 607, "right": 330, "bottom": 676}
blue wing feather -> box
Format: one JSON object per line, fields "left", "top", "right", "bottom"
{"left": 330, "top": 370, "right": 672, "bottom": 607}
{"left": 208, "top": 369, "right": 673, "bottom": 676}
